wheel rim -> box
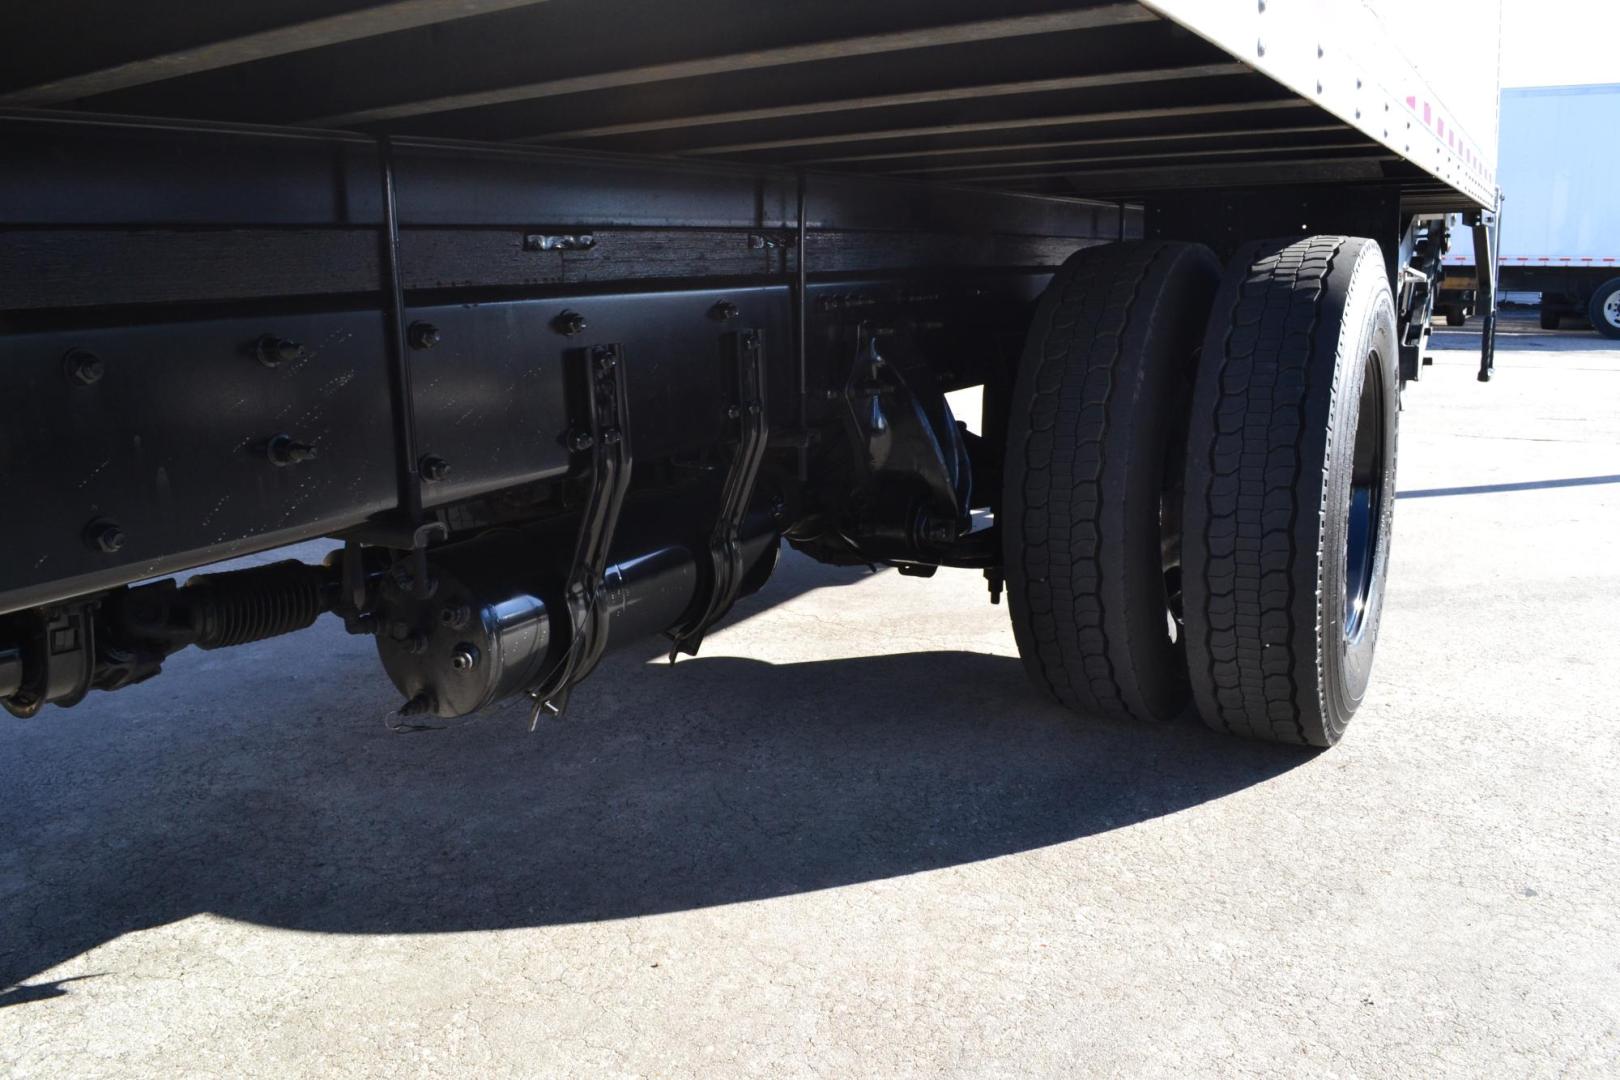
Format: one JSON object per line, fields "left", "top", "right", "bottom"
{"left": 1604, "top": 290, "right": 1620, "bottom": 330}
{"left": 1344, "top": 351, "right": 1386, "bottom": 643}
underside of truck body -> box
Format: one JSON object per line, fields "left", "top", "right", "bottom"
{"left": 0, "top": 1, "right": 1501, "bottom": 745}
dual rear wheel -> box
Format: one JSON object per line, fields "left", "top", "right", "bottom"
{"left": 1003, "top": 237, "right": 1398, "bottom": 747}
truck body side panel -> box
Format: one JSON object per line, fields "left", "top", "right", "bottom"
{"left": 1445, "top": 84, "right": 1620, "bottom": 268}
{"left": 1143, "top": 0, "right": 1499, "bottom": 208}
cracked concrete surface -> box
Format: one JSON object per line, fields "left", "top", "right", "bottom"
{"left": 2, "top": 315, "right": 1618, "bottom": 1077}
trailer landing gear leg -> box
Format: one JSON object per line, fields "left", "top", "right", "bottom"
{"left": 1469, "top": 205, "right": 1501, "bottom": 382}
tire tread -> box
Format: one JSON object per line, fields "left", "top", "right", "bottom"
{"left": 1189, "top": 236, "right": 1348, "bottom": 744}
{"left": 1005, "top": 241, "right": 1214, "bottom": 724}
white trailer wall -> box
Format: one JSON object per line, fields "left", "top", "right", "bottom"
{"left": 1145, "top": 0, "right": 1501, "bottom": 207}
{"left": 1446, "top": 84, "right": 1620, "bottom": 267}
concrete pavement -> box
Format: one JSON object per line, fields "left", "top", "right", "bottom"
{"left": 3, "top": 313, "right": 1617, "bottom": 1077}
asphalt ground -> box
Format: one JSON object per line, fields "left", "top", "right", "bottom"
{"left": 3, "top": 310, "right": 1617, "bottom": 1077}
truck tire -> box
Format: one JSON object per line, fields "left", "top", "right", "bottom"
{"left": 1004, "top": 240, "right": 1220, "bottom": 724}
{"left": 1181, "top": 236, "right": 1398, "bottom": 747}
{"left": 1443, "top": 307, "right": 1466, "bottom": 327}
{"left": 1587, "top": 277, "right": 1620, "bottom": 340}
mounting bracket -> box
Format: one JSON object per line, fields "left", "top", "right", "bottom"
{"left": 527, "top": 343, "right": 632, "bottom": 722}
{"left": 668, "top": 329, "right": 769, "bottom": 659}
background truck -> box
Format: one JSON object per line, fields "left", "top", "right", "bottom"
{"left": 0, "top": 0, "right": 1501, "bottom": 748}
{"left": 1439, "top": 83, "right": 1620, "bottom": 339}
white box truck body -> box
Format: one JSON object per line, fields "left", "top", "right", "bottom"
{"left": 1442, "top": 83, "right": 1620, "bottom": 337}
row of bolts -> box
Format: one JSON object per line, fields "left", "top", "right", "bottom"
{"left": 63, "top": 299, "right": 747, "bottom": 557}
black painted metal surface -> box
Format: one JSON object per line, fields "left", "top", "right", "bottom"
{"left": 0, "top": 309, "right": 397, "bottom": 613}
{"left": 0, "top": 94, "right": 1106, "bottom": 617}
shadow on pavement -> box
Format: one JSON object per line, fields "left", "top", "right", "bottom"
{"left": 1399, "top": 473, "right": 1620, "bottom": 498}
{"left": 0, "top": 975, "right": 99, "bottom": 1009}
{"left": 0, "top": 555, "right": 1310, "bottom": 996}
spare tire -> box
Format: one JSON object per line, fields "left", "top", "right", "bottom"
{"left": 1003, "top": 240, "right": 1219, "bottom": 725}
{"left": 1181, "top": 236, "right": 1399, "bottom": 747}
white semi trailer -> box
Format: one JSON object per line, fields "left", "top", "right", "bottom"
{"left": 1440, "top": 83, "right": 1620, "bottom": 339}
